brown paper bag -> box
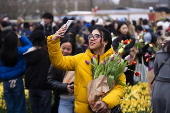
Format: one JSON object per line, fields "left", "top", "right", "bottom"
{"left": 62, "top": 71, "right": 75, "bottom": 84}
{"left": 147, "top": 69, "right": 155, "bottom": 96}
{"left": 87, "top": 75, "right": 115, "bottom": 112}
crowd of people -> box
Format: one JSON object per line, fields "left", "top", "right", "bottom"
{"left": 0, "top": 12, "right": 170, "bottom": 113}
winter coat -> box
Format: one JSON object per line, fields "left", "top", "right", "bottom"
{"left": 112, "top": 35, "right": 135, "bottom": 85}
{"left": 0, "top": 36, "right": 32, "bottom": 80}
{"left": 34, "top": 21, "right": 57, "bottom": 37}
{"left": 152, "top": 48, "right": 170, "bottom": 113}
{"left": 24, "top": 47, "right": 51, "bottom": 90}
{"left": 47, "top": 35, "right": 126, "bottom": 113}
{"left": 47, "top": 65, "right": 68, "bottom": 94}
{"left": 112, "top": 35, "right": 135, "bottom": 58}
{"left": 21, "top": 29, "right": 32, "bottom": 39}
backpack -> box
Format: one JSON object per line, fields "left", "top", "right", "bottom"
{"left": 150, "top": 32, "right": 158, "bottom": 44}
{"left": 144, "top": 28, "right": 158, "bottom": 44}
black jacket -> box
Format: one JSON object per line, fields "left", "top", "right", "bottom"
{"left": 112, "top": 34, "right": 136, "bottom": 85}
{"left": 34, "top": 22, "right": 57, "bottom": 37}
{"left": 137, "top": 43, "right": 155, "bottom": 67}
{"left": 112, "top": 35, "right": 135, "bottom": 58}
{"left": 24, "top": 47, "right": 51, "bottom": 90}
{"left": 47, "top": 65, "right": 68, "bottom": 95}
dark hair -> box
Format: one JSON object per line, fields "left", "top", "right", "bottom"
{"left": 1, "top": 21, "right": 10, "bottom": 27}
{"left": 42, "top": 12, "right": 53, "bottom": 22}
{"left": 67, "top": 29, "right": 76, "bottom": 39}
{"left": 132, "top": 20, "right": 137, "bottom": 27}
{"left": 163, "top": 41, "right": 170, "bottom": 52}
{"left": 60, "top": 34, "right": 77, "bottom": 55}
{"left": 62, "top": 17, "right": 68, "bottom": 24}
{"left": 23, "top": 22, "right": 30, "bottom": 29}
{"left": 117, "top": 22, "right": 131, "bottom": 41}
{"left": 29, "top": 30, "right": 46, "bottom": 48}
{"left": 135, "top": 25, "right": 143, "bottom": 31}
{"left": 91, "top": 20, "right": 95, "bottom": 26}
{"left": 93, "top": 27, "right": 112, "bottom": 52}
{"left": 0, "top": 31, "right": 18, "bottom": 67}
{"left": 143, "top": 19, "right": 148, "bottom": 25}
{"left": 117, "top": 22, "right": 128, "bottom": 35}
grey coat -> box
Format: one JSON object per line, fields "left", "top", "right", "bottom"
{"left": 152, "top": 48, "right": 170, "bottom": 113}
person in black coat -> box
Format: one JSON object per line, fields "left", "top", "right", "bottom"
{"left": 112, "top": 22, "right": 136, "bottom": 85}
{"left": 47, "top": 36, "right": 77, "bottom": 113}
{"left": 0, "top": 21, "right": 13, "bottom": 49}
{"left": 33, "top": 12, "right": 57, "bottom": 37}
{"left": 24, "top": 30, "right": 51, "bottom": 113}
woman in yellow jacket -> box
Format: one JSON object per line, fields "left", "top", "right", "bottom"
{"left": 47, "top": 26, "right": 126, "bottom": 113}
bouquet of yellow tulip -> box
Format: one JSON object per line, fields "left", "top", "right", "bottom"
{"left": 120, "top": 82, "right": 152, "bottom": 113}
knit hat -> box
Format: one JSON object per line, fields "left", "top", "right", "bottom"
{"left": 30, "top": 30, "right": 45, "bottom": 42}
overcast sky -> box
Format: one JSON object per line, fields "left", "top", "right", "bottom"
{"left": 112, "top": 0, "right": 120, "bottom": 5}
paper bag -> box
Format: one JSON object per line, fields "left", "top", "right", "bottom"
{"left": 62, "top": 71, "right": 75, "bottom": 84}
{"left": 147, "top": 69, "right": 155, "bottom": 96}
{"left": 87, "top": 75, "right": 115, "bottom": 112}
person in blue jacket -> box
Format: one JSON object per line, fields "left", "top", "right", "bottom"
{"left": 0, "top": 31, "right": 32, "bottom": 113}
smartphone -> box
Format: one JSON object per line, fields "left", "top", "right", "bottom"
{"left": 68, "top": 82, "right": 74, "bottom": 85}
{"left": 60, "top": 20, "right": 73, "bottom": 36}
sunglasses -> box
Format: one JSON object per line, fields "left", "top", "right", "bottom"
{"left": 88, "top": 34, "right": 101, "bottom": 40}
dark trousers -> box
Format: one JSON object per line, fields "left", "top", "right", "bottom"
{"left": 29, "top": 89, "right": 52, "bottom": 113}
{"left": 3, "top": 77, "right": 26, "bottom": 113}
{"left": 124, "top": 65, "right": 135, "bottom": 85}
{"left": 51, "top": 93, "right": 60, "bottom": 113}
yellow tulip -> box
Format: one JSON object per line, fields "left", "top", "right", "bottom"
{"left": 118, "top": 48, "right": 124, "bottom": 53}
{"left": 136, "top": 36, "right": 140, "bottom": 40}
{"left": 149, "top": 44, "right": 154, "bottom": 47}
{"left": 139, "top": 39, "right": 143, "bottom": 42}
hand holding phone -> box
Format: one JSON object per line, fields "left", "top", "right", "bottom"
{"left": 67, "top": 84, "right": 74, "bottom": 94}
{"left": 60, "top": 20, "right": 73, "bottom": 36}
{"left": 52, "top": 20, "right": 73, "bottom": 40}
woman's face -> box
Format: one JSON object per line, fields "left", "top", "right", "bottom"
{"left": 60, "top": 42, "right": 72, "bottom": 56}
{"left": 88, "top": 30, "right": 106, "bottom": 51}
{"left": 114, "top": 23, "right": 118, "bottom": 30}
{"left": 119, "top": 24, "right": 128, "bottom": 35}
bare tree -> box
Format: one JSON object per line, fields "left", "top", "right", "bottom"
{"left": 119, "top": 0, "right": 134, "bottom": 7}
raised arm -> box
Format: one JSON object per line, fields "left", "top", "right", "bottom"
{"left": 47, "top": 34, "right": 83, "bottom": 71}
{"left": 18, "top": 36, "right": 32, "bottom": 55}
{"left": 47, "top": 24, "right": 84, "bottom": 71}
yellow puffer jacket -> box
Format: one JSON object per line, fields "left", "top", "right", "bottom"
{"left": 47, "top": 35, "right": 126, "bottom": 113}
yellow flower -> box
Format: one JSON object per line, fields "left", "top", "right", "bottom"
{"left": 136, "top": 36, "right": 140, "bottom": 40}
{"left": 149, "top": 43, "right": 154, "bottom": 47}
{"left": 120, "top": 82, "right": 152, "bottom": 113}
{"left": 118, "top": 48, "right": 124, "bottom": 53}
{"left": 139, "top": 39, "right": 143, "bottom": 42}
